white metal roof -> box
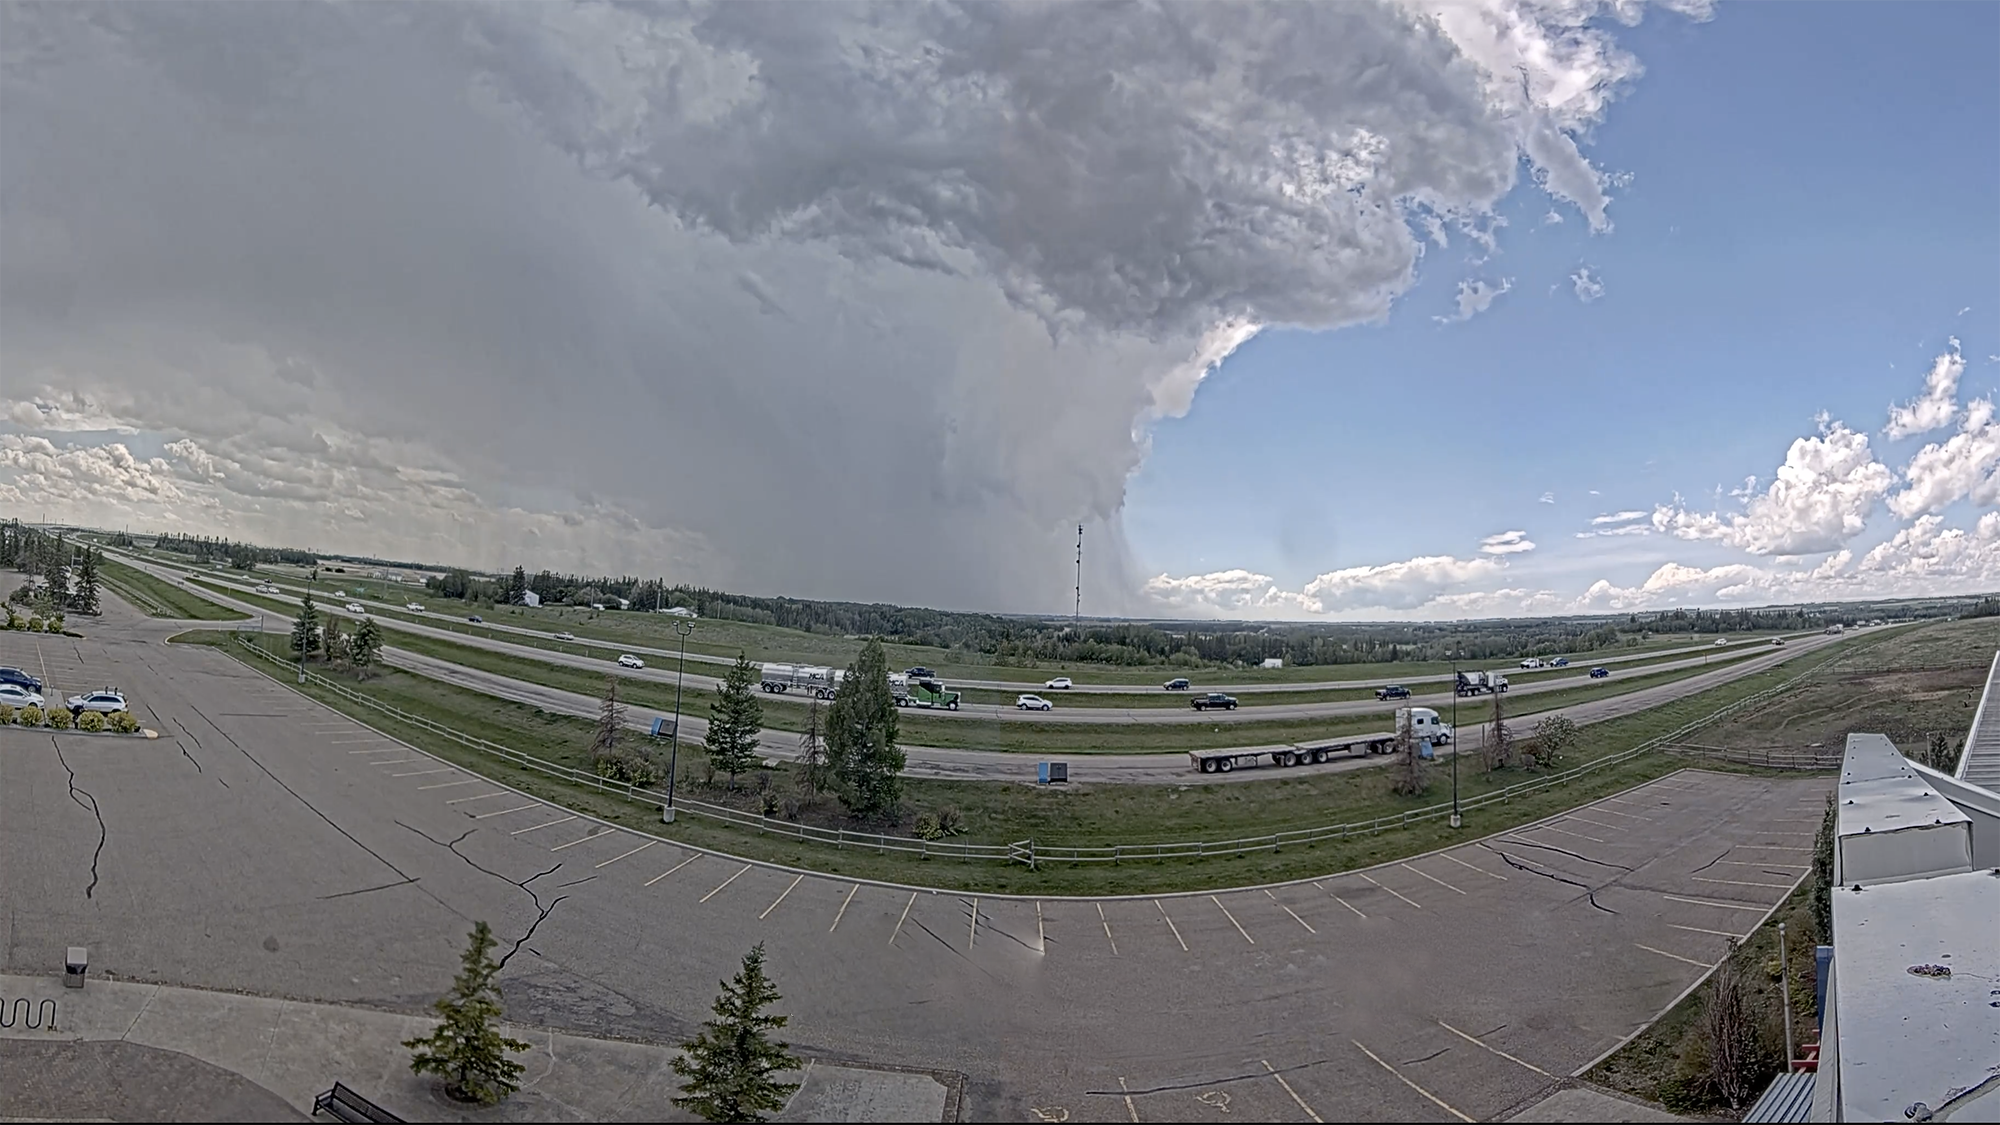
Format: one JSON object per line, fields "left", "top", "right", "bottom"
{"left": 1837, "top": 734, "right": 1974, "bottom": 886}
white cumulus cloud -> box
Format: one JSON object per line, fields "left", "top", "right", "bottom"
{"left": 1436, "top": 277, "right": 1513, "bottom": 323}
{"left": 1479, "top": 529, "right": 1536, "bottom": 554}
{"left": 1885, "top": 340, "right": 1965, "bottom": 439}
{"left": 1590, "top": 509, "right": 1647, "bottom": 525}
{"left": 1887, "top": 397, "right": 2000, "bottom": 518}
{"left": 1570, "top": 266, "right": 1604, "bottom": 302}
{"left": 1651, "top": 417, "right": 1893, "bottom": 556}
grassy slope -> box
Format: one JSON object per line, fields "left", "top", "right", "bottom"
{"left": 99, "top": 557, "right": 247, "bottom": 620}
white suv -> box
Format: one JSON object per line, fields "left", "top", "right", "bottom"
{"left": 617, "top": 654, "right": 645, "bottom": 669}
{"left": 67, "top": 689, "right": 127, "bottom": 715}
{"left": 1044, "top": 677, "right": 1073, "bottom": 690}
{"left": 1016, "top": 694, "right": 1053, "bottom": 711}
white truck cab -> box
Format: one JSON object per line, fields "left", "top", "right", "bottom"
{"left": 1397, "top": 706, "right": 1453, "bottom": 744}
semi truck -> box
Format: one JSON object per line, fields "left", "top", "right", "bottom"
{"left": 1455, "top": 670, "right": 1510, "bottom": 696}
{"left": 899, "top": 678, "right": 960, "bottom": 710}
{"left": 1187, "top": 707, "right": 1452, "bottom": 773}
{"left": 761, "top": 664, "right": 911, "bottom": 702}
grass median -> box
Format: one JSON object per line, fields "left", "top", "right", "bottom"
{"left": 172, "top": 623, "right": 1899, "bottom": 895}
{"left": 99, "top": 557, "right": 247, "bottom": 620}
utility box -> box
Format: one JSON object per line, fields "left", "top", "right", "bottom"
{"left": 1038, "top": 762, "right": 1069, "bottom": 784}
{"left": 649, "top": 717, "right": 676, "bottom": 739}
{"left": 64, "top": 947, "right": 87, "bottom": 988}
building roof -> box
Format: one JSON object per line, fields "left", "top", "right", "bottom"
{"left": 1744, "top": 1070, "right": 1815, "bottom": 1123}
{"left": 1837, "top": 735, "right": 1974, "bottom": 886}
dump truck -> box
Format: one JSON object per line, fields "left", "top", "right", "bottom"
{"left": 899, "top": 678, "right": 960, "bottom": 710}
{"left": 1455, "top": 670, "right": 1510, "bottom": 696}
{"left": 1187, "top": 707, "right": 1452, "bottom": 773}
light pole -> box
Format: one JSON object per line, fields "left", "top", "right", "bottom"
{"left": 663, "top": 619, "right": 695, "bottom": 823}
{"left": 299, "top": 565, "right": 318, "bottom": 684}
{"left": 1450, "top": 648, "right": 1462, "bottom": 830}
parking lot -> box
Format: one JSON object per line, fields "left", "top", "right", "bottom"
{"left": 1, "top": 612, "right": 1830, "bottom": 1121}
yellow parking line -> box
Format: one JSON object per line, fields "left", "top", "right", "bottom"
{"left": 418, "top": 779, "right": 479, "bottom": 791}
{"left": 891, "top": 892, "right": 917, "bottom": 946}
{"left": 508, "top": 815, "right": 577, "bottom": 836}
{"left": 762, "top": 875, "right": 805, "bottom": 920}
{"left": 1436, "top": 1020, "right": 1553, "bottom": 1077}
{"left": 472, "top": 803, "right": 539, "bottom": 819}
{"left": 644, "top": 854, "right": 700, "bottom": 887}
{"left": 595, "top": 840, "right": 657, "bottom": 868}
{"left": 700, "top": 864, "right": 752, "bottom": 904}
{"left": 829, "top": 884, "right": 859, "bottom": 933}
{"left": 550, "top": 829, "right": 615, "bottom": 852}
{"left": 1637, "top": 943, "right": 1714, "bottom": 968}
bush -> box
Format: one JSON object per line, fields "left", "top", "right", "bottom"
{"left": 759, "top": 790, "right": 779, "bottom": 817}
{"left": 48, "top": 614, "right": 64, "bottom": 633}
{"left": 47, "top": 708, "right": 72, "bottom": 730}
{"left": 0, "top": 703, "right": 13, "bottom": 725}
{"left": 17, "top": 705, "right": 44, "bottom": 727}
{"left": 593, "top": 749, "right": 662, "bottom": 786}
{"left": 107, "top": 711, "right": 137, "bottom": 734}
{"left": 78, "top": 710, "right": 106, "bottom": 733}
{"left": 25, "top": 615, "right": 42, "bottom": 633}
{"left": 913, "top": 812, "right": 944, "bottom": 841}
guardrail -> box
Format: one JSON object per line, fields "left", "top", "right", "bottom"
{"left": 232, "top": 633, "right": 1838, "bottom": 868}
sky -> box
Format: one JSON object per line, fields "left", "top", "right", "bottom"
{"left": 2, "top": 0, "right": 1996, "bottom": 620}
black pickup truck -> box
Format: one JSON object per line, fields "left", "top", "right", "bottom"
{"left": 1375, "top": 684, "right": 1410, "bottom": 700}
{"left": 1191, "top": 692, "right": 1239, "bottom": 711}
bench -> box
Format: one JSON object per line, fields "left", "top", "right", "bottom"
{"left": 311, "top": 1082, "right": 403, "bottom": 1123}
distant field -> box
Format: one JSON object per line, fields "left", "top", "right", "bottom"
{"left": 98, "top": 557, "right": 247, "bottom": 620}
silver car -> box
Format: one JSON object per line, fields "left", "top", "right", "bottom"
{"left": 0, "top": 683, "right": 45, "bottom": 708}
{"left": 66, "top": 689, "right": 127, "bottom": 715}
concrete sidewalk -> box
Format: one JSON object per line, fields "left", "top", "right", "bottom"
{"left": 0, "top": 973, "right": 951, "bottom": 1122}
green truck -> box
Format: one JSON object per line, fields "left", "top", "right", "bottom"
{"left": 899, "top": 678, "right": 961, "bottom": 710}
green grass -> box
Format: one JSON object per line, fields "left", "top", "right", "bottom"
{"left": 173, "top": 622, "right": 1899, "bottom": 895}
{"left": 98, "top": 557, "right": 247, "bottom": 620}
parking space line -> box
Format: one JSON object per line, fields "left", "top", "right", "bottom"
{"left": 891, "top": 892, "right": 917, "bottom": 946}
{"left": 1590, "top": 806, "right": 1652, "bottom": 821}
{"left": 1154, "top": 900, "right": 1188, "bottom": 951}
{"left": 1359, "top": 873, "right": 1422, "bottom": 910}
{"left": 595, "top": 840, "right": 657, "bottom": 868}
{"left": 446, "top": 791, "right": 510, "bottom": 805}
{"left": 1117, "top": 1076, "right": 1140, "bottom": 1123}
{"left": 967, "top": 898, "right": 979, "bottom": 949}
{"left": 1441, "top": 853, "right": 1507, "bottom": 880}
{"left": 1211, "top": 895, "right": 1255, "bottom": 944}
{"left": 346, "top": 748, "right": 402, "bottom": 755}
{"left": 1264, "top": 889, "right": 1317, "bottom": 934}
{"left": 645, "top": 853, "right": 700, "bottom": 887}
{"left": 762, "top": 874, "right": 805, "bottom": 920}
{"left": 551, "top": 829, "right": 616, "bottom": 851}
{"left": 370, "top": 758, "right": 421, "bottom": 766}
{"left": 331, "top": 739, "right": 385, "bottom": 744}
{"left": 1437, "top": 1019, "right": 1553, "bottom": 1078}
{"left": 1036, "top": 902, "right": 1046, "bottom": 954}
{"left": 830, "top": 884, "right": 859, "bottom": 933}
{"left": 1663, "top": 893, "right": 1767, "bottom": 912}
{"left": 1692, "top": 875, "right": 1792, "bottom": 890}
{"left": 1669, "top": 923, "right": 1743, "bottom": 939}
{"left": 1314, "top": 881, "right": 1367, "bottom": 918}
{"left": 1530, "top": 824, "right": 1606, "bottom": 844}
{"left": 1717, "top": 859, "right": 1808, "bottom": 869}
{"left": 1637, "top": 943, "right": 1714, "bottom": 968}
{"left": 1565, "top": 814, "right": 1627, "bottom": 832}
{"left": 1261, "top": 1059, "right": 1322, "bottom": 1122}
{"left": 1097, "top": 902, "right": 1118, "bottom": 956}
{"left": 1734, "top": 844, "right": 1811, "bottom": 852}
{"left": 472, "top": 803, "right": 540, "bottom": 819}
{"left": 509, "top": 815, "right": 577, "bottom": 836}
{"left": 391, "top": 767, "right": 455, "bottom": 778}
{"left": 1352, "top": 1039, "right": 1473, "bottom": 1122}
{"left": 419, "top": 779, "right": 480, "bottom": 791}
{"left": 700, "top": 864, "right": 752, "bottom": 904}
{"left": 1400, "top": 863, "right": 1466, "bottom": 896}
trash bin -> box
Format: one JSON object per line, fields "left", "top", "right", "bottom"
{"left": 1038, "top": 762, "right": 1069, "bottom": 784}
{"left": 64, "top": 947, "right": 87, "bottom": 989}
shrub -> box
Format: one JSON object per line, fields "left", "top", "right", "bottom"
{"left": 913, "top": 812, "right": 944, "bottom": 841}
{"left": 593, "top": 749, "right": 661, "bottom": 786}
{"left": 25, "top": 615, "right": 42, "bottom": 633}
{"left": 47, "top": 708, "right": 72, "bottom": 730}
{"left": 0, "top": 703, "right": 13, "bottom": 725}
{"left": 759, "top": 790, "right": 779, "bottom": 817}
{"left": 48, "top": 614, "right": 64, "bottom": 633}
{"left": 78, "top": 710, "right": 106, "bottom": 733}
{"left": 18, "top": 705, "right": 44, "bottom": 727}
{"left": 107, "top": 711, "right": 138, "bottom": 734}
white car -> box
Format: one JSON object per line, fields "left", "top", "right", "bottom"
{"left": 255, "top": 584, "right": 280, "bottom": 594}
{"left": 617, "top": 654, "right": 645, "bottom": 669}
{"left": 66, "top": 689, "right": 127, "bottom": 715}
{"left": 1044, "top": 677, "right": 1073, "bottom": 690}
{"left": 405, "top": 603, "right": 425, "bottom": 612}
{"left": 345, "top": 603, "right": 366, "bottom": 614}
{"left": 0, "top": 683, "right": 44, "bottom": 708}
{"left": 1714, "top": 638, "right": 1729, "bottom": 646}
{"left": 1016, "top": 694, "right": 1053, "bottom": 711}
{"left": 1519, "top": 658, "right": 1543, "bottom": 670}
{"left": 554, "top": 632, "right": 577, "bottom": 641}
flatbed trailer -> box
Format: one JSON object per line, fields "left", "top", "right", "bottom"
{"left": 1186, "top": 707, "right": 1452, "bottom": 774}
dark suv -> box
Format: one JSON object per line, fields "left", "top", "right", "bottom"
{"left": 0, "top": 666, "right": 42, "bottom": 693}
{"left": 1375, "top": 684, "right": 1410, "bottom": 700}
{"left": 904, "top": 666, "right": 936, "bottom": 679}
{"left": 1191, "top": 692, "right": 1238, "bottom": 711}
{"left": 1163, "top": 677, "right": 1192, "bottom": 691}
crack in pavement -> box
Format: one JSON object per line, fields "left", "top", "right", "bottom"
{"left": 51, "top": 737, "right": 108, "bottom": 900}
{"left": 169, "top": 716, "right": 205, "bottom": 774}
{"left": 1691, "top": 848, "right": 1731, "bottom": 874}
{"left": 319, "top": 877, "right": 420, "bottom": 901}
{"left": 397, "top": 822, "right": 569, "bottom": 971}
{"left": 1501, "top": 838, "right": 1634, "bottom": 871}
{"left": 1479, "top": 843, "right": 1618, "bottom": 914}
{"left": 1403, "top": 1047, "right": 1451, "bottom": 1064}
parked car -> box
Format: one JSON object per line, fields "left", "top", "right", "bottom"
{"left": 0, "top": 666, "right": 43, "bottom": 693}
{"left": 1590, "top": 667, "right": 1610, "bottom": 679}
{"left": 1192, "top": 692, "right": 1238, "bottom": 711}
{"left": 1016, "top": 694, "right": 1054, "bottom": 711}
{"left": 467, "top": 615, "right": 484, "bottom": 623}
{"left": 1552, "top": 657, "right": 1570, "bottom": 667}
{"left": 905, "top": 667, "right": 936, "bottom": 679}
{"left": 67, "top": 688, "right": 127, "bottom": 715}
{"left": 554, "top": 632, "right": 576, "bottom": 641}
{"left": 0, "top": 683, "right": 45, "bottom": 708}
{"left": 617, "top": 654, "right": 645, "bottom": 669}
{"left": 344, "top": 603, "right": 366, "bottom": 614}
{"left": 1164, "top": 677, "right": 1192, "bottom": 691}
{"left": 1375, "top": 684, "right": 1411, "bottom": 700}
{"left": 1044, "top": 676, "right": 1074, "bottom": 690}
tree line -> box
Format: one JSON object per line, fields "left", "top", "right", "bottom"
{"left": 2, "top": 521, "right": 101, "bottom": 616}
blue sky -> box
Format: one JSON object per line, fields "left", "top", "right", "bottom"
{"left": 1129, "top": 1, "right": 2000, "bottom": 615}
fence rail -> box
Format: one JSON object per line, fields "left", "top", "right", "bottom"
{"left": 1665, "top": 743, "right": 1844, "bottom": 771}
{"left": 233, "top": 632, "right": 1827, "bottom": 868}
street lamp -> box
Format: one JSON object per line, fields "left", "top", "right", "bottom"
{"left": 299, "top": 565, "right": 318, "bottom": 684}
{"left": 663, "top": 619, "right": 695, "bottom": 823}
{"left": 1450, "top": 648, "right": 1462, "bottom": 830}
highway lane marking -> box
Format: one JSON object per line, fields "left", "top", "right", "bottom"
{"left": 762, "top": 875, "right": 805, "bottom": 920}
{"left": 830, "top": 885, "right": 859, "bottom": 933}
{"left": 1154, "top": 900, "right": 1188, "bottom": 951}
{"left": 418, "top": 779, "right": 480, "bottom": 791}
{"left": 1637, "top": 943, "right": 1714, "bottom": 968}
{"left": 1663, "top": 893, "right": 1768, "bottom": 912}
{"left": 1211, "top": 896, "right": 1255, "bottom": 944}
{"left": 1436, "top": 1020, "right": 1553, "bottom": 1078}
{"left": 1669, "top": 923, "right": 1744, "bottom": 939}
{"left": 472, "top": 803, "right": 540, "bottom": 819}
{"left": 1530, "top": 824, "right": 1606, "bottom": 844}
{"left": 509, "top": 815, "right": 577, "bottom": 836}
{"left": 1399, "top": 863, "right": 1466, "bottom": 896}
{"left": 1264, "top": 890, "right": 1318, "bottom": 933}
{"left": 1262, "top": 1059, "right": 1323, "bottom": 1122}
{"left": 1441, "top": 853, "right": 1507, "bottom": 880}
{"left": 700, "top": 864, "right": 752, "bottom": 904}
{"left": 1352, "top": 1039, "right": 1473, "bottom": 1123}
{"left": 1097, "top": 903, "right": 1118, "bottom": 956}
{"left": 1564, "top": 814, "right": 1627, "bottom": 832}
{"left": 1358, "top": 873, "right": 1421, "bottom": 910}
{"left": 1117, "top": 1077, "right": 1139, "bottom": 1123}
{"left": 446, "top": 791, "right": 510, "bottom": 805}
{"left": 550, "top": 829, "right": 616, "bottom": 852}
{"left": 645, "top": 854, "right": 700, "bottom": 887}
{"left": 967, "top": 898, "right": 979, "bottom": 950}
{"left": 595, "top": 840, "right": 657, "bottom": 868}
{"left": 1692, "top": 875, "right": 1793, "bottom": 890}
{"left": 1314, "top": 881, "right": 1367, "bottom": 918}
{"left": 891, "top": 892, "right": 917, "bottom": 946}
{"left": 391, "top": 767, "right": 455, "bottom": 778}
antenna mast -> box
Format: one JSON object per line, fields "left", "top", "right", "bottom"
{"left": 1074, "top": 523, "right": 1083, "bottom": 633}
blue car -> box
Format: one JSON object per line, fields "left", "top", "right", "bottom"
{"left": 0, "top": 666, "right": 42, "bottom": 693}
{"left": 1552, "top": 657, "right": 1570, "bottom": 667}
{"left": 1590, "top": 667, "right": 1610, "bottom": 679}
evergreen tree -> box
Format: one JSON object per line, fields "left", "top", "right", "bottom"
{"left": 508, "top": 566, "right": 528, "bottom": 605}
{"left": 350, "top": 617, "right": 382, "bottom": 676}
{"left": 671, "top": 943, "right": 801, "bottom": 1123}
{"left": 290, "top": 593, "right": 322, "bottom": 659}
{"left": 592, "top": 675, "right": 625, "bottom": 760}
{"left": 403, "top": 921, "right": 532, "bottom": 1106}
{"left": 71, "top": 549, "right": 100, "bottom": 615}
{"left": 321, "top": 612, "right": 345, "bottom": 662}
{"left": 824, "top": 637, "right": 904, "bottom": 820}
{"left": 705, "top": 654, "right": 764, "bottom": 789}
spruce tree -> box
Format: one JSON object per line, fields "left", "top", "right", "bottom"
{"left": 705, "top": 654, "right": 764, "bottom": 790}
{"left": 592, "top": 675, "right": 625, "bottom": 760}
{"left": 404, "top": 921, "right": 532, "bottom": 1105}
{"left": 290, "top": 593, "right": 322, "bottom": 659}
{"left": 350, "top": 617, "right": 382, "bottom": 676}
{"left": 72, "top": 549, "right": 100, "bottom": 615}
{"left": 671, "top": 943, "right": 801, "bottom": 1123}
{"left": 824, "top": 637, "right": 904, "bottom": 820}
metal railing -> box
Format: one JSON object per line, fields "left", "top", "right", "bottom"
{"left": 233, "top": 633, "right": 1829, "bottom": 868}
{"left": 1665, "top": 743, "right": 1844, "bottom": 771}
